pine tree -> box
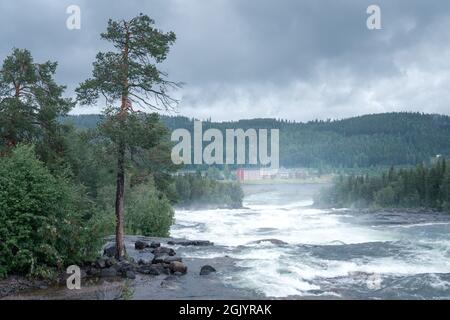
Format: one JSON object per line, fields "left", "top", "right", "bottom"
{"left": 0, "top": 48, "right": 73, "bottom": 162}
{"left": 76, "top": 14, "right": 180, "bottom": 259}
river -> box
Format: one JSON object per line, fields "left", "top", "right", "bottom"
{"left": 170, "top": 183, "right": 450, "bottom": 299}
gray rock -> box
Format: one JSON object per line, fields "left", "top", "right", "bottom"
{"left": 103, "top": 244, "right": 116, "bottom": 257}
{"left": 95, "top": 257, "right": 107, "bottom": 269}
{"left": 169, "top": 261, "right": 187, "bottom": 274}
{"left": 137, "top": 265, "right": 164, "bottom": 276}
{"left": 137, "top": 253, "right": 155, "bottom": 265}
{"left": 167, "top": 240, "right": 213, "bottom": 246}
{"left": 135, "top": 240, "right": 149, "bottom": 250}
{"left": 125, "top": 270, "right": 136, "bottom": 279}
{"left": 152, "top": 253, "right": 170, "bottom": 264}
{"left": 164, "top": 256, "right": 182, "bottom": 264}
{"left": 100, "top": 267, "right": 118, "bottom": 278}
{"left": 200, "top": 265, "right": 216, "bottom": 275}
{"left": 152, "top": 246, "right": 176, "bottom": 256}
{"left": 150, "top": 241, "right": 161, "bottom": 249}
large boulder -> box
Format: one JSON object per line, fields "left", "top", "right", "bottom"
{"left": 135, "top": 240, "right": 150, "bottom": 250}
{"left": 164, "top": 256, "right": 182, "bottom": 264}
{"left": 200, "top": 265, "right": 216, "bottom": 275}
{"left": 169, "top": 261, "right": 187, "bottom": 274}
{"left": 152, "top": 246, "right": 176, "bottom": 256}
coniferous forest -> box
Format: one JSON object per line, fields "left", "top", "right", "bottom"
{"left": 316, "top": 159, "right": 450, "bottom": 212}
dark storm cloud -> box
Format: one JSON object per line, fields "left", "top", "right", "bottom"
{"left": 1, "top": 0, "right": 450, "bottom": 120}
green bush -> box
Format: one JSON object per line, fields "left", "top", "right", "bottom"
{"left": 93, "top": 181, "right": 174, "bottom": 238}
{"left": 0, "top": 145, "right": 100, "bottom": 278}
{"left": 125, "top": 182, "right": 174, "bottom": 237}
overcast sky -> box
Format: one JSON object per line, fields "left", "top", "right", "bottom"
{"left": 2, "top": 0, "right": 450, "bottom": 121}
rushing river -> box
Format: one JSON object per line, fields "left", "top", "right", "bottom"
{"left": 170, "top": 184, "right": 450, "bottom": 299}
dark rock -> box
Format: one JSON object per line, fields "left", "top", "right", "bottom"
{"left": 100, "top": 267, "right": 118, "bottom": 278}
{"left": 200, "top": 265, "right": 216, "bottom": 275}
{"left": 114, "top": 260, "right": 134, "bottom": 276}
{"left": 95, "top": 257, "right": 107, "bottom": 269}
{"left": 164, "top": 256, "right": 182, "bottom": 264}
{"left": 137, "top": 253, "right": 155, "bottom": 265}
{"left": 169, "top": 261, "right": 187, "bottom": 274}
{"left": 150, "top": 241, "right": 161, "bottom": 249}
{"left": 167, "top": 240, "right": 213, "bottom": 246}
{"left": 105, "top": 257, "right": 116, "bottom": 268}
{"left": 125, "top": 270, "right": 136, "bottom": 279}
{"left": 137, "top": 264, "right": 166, "bottom": 276}
{"left": 152, "top": 254, "right": 170, "bottom": 264}
{"left": 152, "top": 246, "right": 176, "bottom": 256}
{"left": 135, "top": 240, "right": 149, "bottom": 250}
{"left": 103, "top": 244, "right": 116, "bottom": 257}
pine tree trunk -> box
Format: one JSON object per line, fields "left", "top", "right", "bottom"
{"left": 114, "top": 23, "right": 130, "bottom": 259}
{"left": 115, "top": 140, "right": 126, "bottom": 259}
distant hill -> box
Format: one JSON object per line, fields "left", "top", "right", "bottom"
{"left": 63, "top": 112, "right": 450, "bottom": 169}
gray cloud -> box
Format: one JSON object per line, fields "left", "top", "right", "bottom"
{"left": 1, "top": 0, "right": 450, "bottom": 120}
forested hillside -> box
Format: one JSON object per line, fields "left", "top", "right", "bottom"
{"left": 316, "top": 159, "right": 450, "bottom": 212}
{"left": 64, "top": 112, "right": 450, "bottom": 168}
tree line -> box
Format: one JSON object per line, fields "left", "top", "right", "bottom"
{"left": 65, "top": 112, "right": 450, "bottom": 169}
{"left": 316, "top": 159, "right": 450, "bottom": 212}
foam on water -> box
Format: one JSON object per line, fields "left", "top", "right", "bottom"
{"left": 170, "top": 184, "right": 450, "bottom": 298}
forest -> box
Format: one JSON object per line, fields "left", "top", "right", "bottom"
{"left": 65, "top": 112, "right": 450, "bottom": 169}
{"left": 316, "top": 159, "right": 450, "bottom": 212}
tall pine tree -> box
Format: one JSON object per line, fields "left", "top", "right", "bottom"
{"left": 76, "top": 14, "right": 179, "bottom": 258}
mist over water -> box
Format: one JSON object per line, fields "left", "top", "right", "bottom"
{"left": 170, "top": 184, "right": 450, "bottom": 299}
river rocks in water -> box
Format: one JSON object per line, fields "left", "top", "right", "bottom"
{"left": 200, "top": 265, "right": 216, "bottom": 275}
{"left": 169, "top": 261, "right": 187, "bottom": 274}
{"left": 137, "top": 254, "right": 155, "bottom": 265}
{"left": 135, "top": 240, "right": 150, "bottom": 250}
{"left": 150, "top": 241, "right": 161, "bottom": 249}
{"left": 137, "top": 264, "right": 169, "bottom": 276}
{"left": 152, "top": 246, "right": 176, "bottom": 256}
{"left": 103, "top": 244, "right": 116, "bottom": 257}
{"left": 125, "top": 270, "right": 136, "bottom": 279}
{"left": 164, "top": 256, "right": 182, "bottom": 264}
{"left": 167, "top": 240, "right": 213, "bottom": 246}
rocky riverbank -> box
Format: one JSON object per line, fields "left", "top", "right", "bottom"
{"left": 1, "top": 236, "right": 261, "bottom": 300}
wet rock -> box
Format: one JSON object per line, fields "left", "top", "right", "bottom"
{"left": 200, "top": 265, "right": 216, "bottom": 275}
{"left": 100, "top": 267, "right": 118, "bottom": 278}
{"left": 86, "top": 266, "right": 101, "bottom": 277}
{"left": 137, "top": 253, "right": 155, "bottom": 265}
{"left": 114, "top": 260, "right": 134, "bottom": 277}
{"left": 135, "top": 240, "right": 149, "bottom": 250}
{"left": 103, "top": 244, "right": 116, "bottom": 257}
{"left": 164, "top": 256, "right": 182, "bottom": 264}
{"left": 152, "top": 254, "right": 170, "bottom": 264}
{"left": 137, "top": 264, "right": 167, "bottom": 276}
{"left": 167, "top": 240, "right": 213, "bottom": 246}
{"left": 125, "top": 270, "right": 136, "bottom": 279}
{"left": 150, "top": 241, "right": 161, "bottom": 249}
{"left": 153, "top": 246, "right": 176, "bottom": 256}
{"left": 169, "top": 261, "right": 187, "bottom": 274}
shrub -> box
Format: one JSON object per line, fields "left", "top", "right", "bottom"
{"left": 125, "top": 182, "right": 174, "bottom": 237}
{"left": 0, "top": 145, "right": 100, "bottom": 278}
